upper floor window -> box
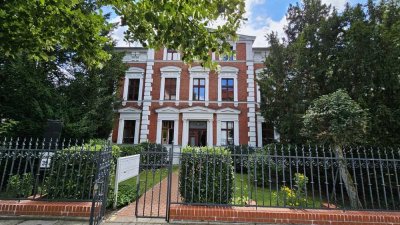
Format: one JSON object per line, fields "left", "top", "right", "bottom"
{"left": 164, "top": 78, "right": 177, "bottom": 100}
{"left": 221, "top": 121, "right": 234, "bottom": 146}
{"left": 192, "top": 78, "right": 205, "bottom": 101}
{"left": 222, "top": 46, "right": 236, "bottom": 61}
{"left": 221, "top": 78, "right": 234, "bottom": 101}
{"left": 166, "top": 49, "right": 180, "bottom": 60}
{"left": 123, "top": 67, "right": 144, "bottom": 105}
{"left": 128, "top": 79, "right": 140, "bottom": 101}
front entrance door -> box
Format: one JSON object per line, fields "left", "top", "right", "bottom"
{"left": 189, "top": 121, "right": 207, "bottom": 146}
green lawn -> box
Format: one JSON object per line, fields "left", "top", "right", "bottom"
{"left": 233, "top": 173, "right": 323, "bottom": 208}
{"left": 111, "top": 166, "right": 178, "bottom": 208}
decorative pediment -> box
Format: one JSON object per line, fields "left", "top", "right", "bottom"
{"left": 189, "top": 66, "right": 210, "bottom": 76}
{"left": 160, "top": 66, "right": 181, "bottom": 73}
{"left": 180, "top": 106, "right": 215, "bottom": 114}
{"left": 216, "top": 107, "right": 241, "bottom": 115}
{"left": 155, "top": 107, "right": 180, "bottom": 114}
{"left": 126, "top": 67, "right": 145, "bottom": 74}
{"left": 221, "top": 66, "right": 239, "bottom": 74}
{"left": 118, "top": 107, "right": 142, "bottom": 114}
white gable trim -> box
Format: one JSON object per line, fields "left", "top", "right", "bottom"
{"left": 180, "top": 106, "right": 215, "bottom": 114}
{"left": 155, "top": 107, "right": 180, "bottom": 114}
{"left": 216, "top": 107, "right": 241, "bottom": 114}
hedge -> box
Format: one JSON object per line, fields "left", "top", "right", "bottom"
{"left": 179, "top": 146, "right": 234, "bottom": 204}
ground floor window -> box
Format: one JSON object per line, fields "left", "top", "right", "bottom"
{"left": 162, "top": 120, "right": 174, "bottom": 144}
{"left": 123, "top": 120, "right": 136, "bottom": 144}
{"left": 262, "top": 122, "right": 275, "bottom": 145}
{"left": 221, "top": 121, "right": 234, "bottom": 146}
{"left": 189, "top": 121, "right": 207, "bottom": 146}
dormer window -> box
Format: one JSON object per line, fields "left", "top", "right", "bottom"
{"left": 222, "top": 45, "right": 236, "bottom": 61}
{"left": 166, "top": 49, "right": 180, "bottom": 60}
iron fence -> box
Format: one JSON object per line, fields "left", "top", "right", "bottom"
{"left": 163, "top": 145, "right": 400, "bottom": 211}
{"left": 0, "top": 137, "right": 112, "bottom": 225}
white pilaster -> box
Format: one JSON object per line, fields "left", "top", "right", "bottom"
{"left": 207, "top": 119, "right": 213, "bottom": 146}
{"left": 140, "top": 49, "right": 155, "bottom": 142}
{"left": 182, "top": 119, "right": 188, "bottom": 147}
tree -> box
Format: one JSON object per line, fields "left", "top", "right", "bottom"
{"left": 259, "top": 0, "right": 400, "bottom": 145}
{"left": 302, "top": 89, "right": 368, "bottom": 208}
{"left": 1, "top": 0, "right": 246, "bottom": 68}
{"left": 0, "top": 46, "right": 126, "bottom": 139}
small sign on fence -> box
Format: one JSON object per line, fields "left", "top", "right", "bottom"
{"left": 40, "top": 152, "right": 54, "bottom": 168}
{"left": 114, "top": 154, "right": 140, "bottom": 209}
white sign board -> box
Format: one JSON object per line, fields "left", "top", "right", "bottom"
{"left": 114, "top": 154, "right": 140, "bottom": 208}
{"left": 40, "top": 152, "right": 54, "bottom": 168}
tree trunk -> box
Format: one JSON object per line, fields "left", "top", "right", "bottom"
{"left": 334, "top": 145, "right": 362, "bottom": 209}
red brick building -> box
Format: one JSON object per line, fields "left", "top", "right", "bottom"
{"left": 112, "top": 34, "right": 278, "bottom": 147}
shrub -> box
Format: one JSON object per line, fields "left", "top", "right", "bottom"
{"left": 107, "top": 183, "right": 136, "bottom": 208}
{"left": 6, "top": 173, "right": 33, "bottom": 198}
{"left": 179, "top": 146, "right": 234, "bottom": 204}
{"left": 44, "top": 141, "right": 119, "bottom": 200}
{"left": 226, "top": 145, "right": 256, "bottom": 173}
{"left": 139, "top": 142, "right": 169, "bottom": 169}
{"left": 117, "top": 144, "right": 142, "bottom": 156}
{"left": 247, "top": 147, "right": 282, "bottom": 188}
{"left": 281, "top": 173, "right": 309, "bottom": 207}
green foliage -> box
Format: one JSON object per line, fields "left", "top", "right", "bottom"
{"left": 0, "top": 119, "right": 18, "bottom": 136}
{"left": 259, "top": 0, "right": 400, "bottom": 145}
{"left": 107, "top": 183, "right": 136, "bottom": 208}
{"left": 0, "top": 0, "right": 111, "bottom": 68}
{"left": 0, "top": 48, "right": 126, "bottom": 139}
{"left": 43, "top": 142, "right": 118, "bottom": 200}
{"left": 6, "top": 173, "right": 34, "bottom": 198}
{"left": 1, "top": 0, "right": 245, "bottom": 69}
{"left": 139, "top": 143, "right": 169, "bottom": 168}
{"left": 117, "top": 144, "right": 143, "bottom": 157}
{"left": 226, "top": 145, "right": 256, "bottom": 173}
{"left": 280, "top": 173, "right": 309, "bottom": 207}
{"left": 115, "top": 0, "right": 246, "bottom": 68}
{"left": 302, "top": 89, "right": 368, "bottom": 145}
{"left": 247, "top": 148, "right": 282, "bottom": 188}
{"left": 179, "top": 146, "right": 234, "bottom": 204}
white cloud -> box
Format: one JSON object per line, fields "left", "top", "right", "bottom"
{"left": 321, "top": 0, "right": 348, "bottom": 10}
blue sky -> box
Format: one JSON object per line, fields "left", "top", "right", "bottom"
{"left": 107, "top": 0, "right": 368, "bottom": 47}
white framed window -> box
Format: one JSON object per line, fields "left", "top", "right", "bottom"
{"left": 189, "top": 66, "right": 209, "bottom": 106}
{"left": 256, "top": 113, "right": 280, "bottom": 147}
{"left": 255, "top": 68, "right": 264, "bottom": 106}
{"left": 159, "top": 66, "right": 181, "bottom": 106}
{"left": 221, "top": 44, "right": 236, "bottom": 61}
{"left": 155, "top": 107, "right": 179, "bottom": 145}
{"left": 123, "top": 67, "right": 144, "bottom": 106}
{"left": 163, "top": 48, "right": 181, "bottom": 61}
{"left": 218, "top": 66, "right": 239, "bottom": 106}
{"left": 117, "top": 107, "right": 142, "bottom": 144}
{"left": 216, "top": 108, "right": 240, "bottom": 146}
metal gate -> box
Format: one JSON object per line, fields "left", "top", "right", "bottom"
{"left": 89, "top": 143, "right": 113, "bottom": 225}
{"left": 135, "top": 145, "right": 173, "bottom": 220}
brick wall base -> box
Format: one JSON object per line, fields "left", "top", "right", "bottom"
{"left": 0, "top": 200, "right": 95, "bottom": 217}
{"left": 170, "top": 205, "right": 400, "bottom": 225}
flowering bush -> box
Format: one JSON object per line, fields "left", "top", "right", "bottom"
{"left": 281, "top": 173, "right": 309, "bottom": 207}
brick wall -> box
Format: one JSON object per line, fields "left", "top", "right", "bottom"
{"left": 0, "top": 200, "right": 96, "bottom": 218}
{"left": 170, "top": 205, "right": 400, "bottom": 225}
